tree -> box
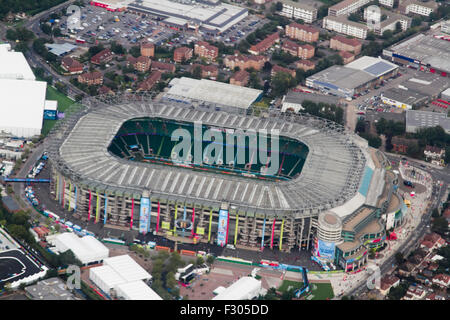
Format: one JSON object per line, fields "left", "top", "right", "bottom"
{"left": 366, "top": 31, "right": 376, "bottom": 41}
{"left": 192, "top": 65, "right": 202, "bottom": 79}
{"left": 275, "top": 1, "right": 283, "bottom": 11}
{"left": 40, "top": 23, "right": 52, "bottom": 35}
{"left": 348, "top": 12, "right": 360, "bottom": 22}
{"left": 129, "top": 46, "right": 141, "bottom": 58}
{"left": 271, "top": 72, "right": 296, "bottom": 97}
{"left": 355, "top": 119, "right": 366, "bottom": 134}
{"left": 382, "top": 30, "right": 393, "bottom": 40}
{"left": 432, "top": 216, "right": 449, "bottom": 235}
{"left": 196, "top": 256, "right": 204, "bottom": 266}
{"left": 411, "top": 16, "right": 422, "bottom": 27}
{"left": 206, "top": 255, "right": 215, "bottom": 265}
{"left": 395, "top": 252, "right": 404, "bottom": 265}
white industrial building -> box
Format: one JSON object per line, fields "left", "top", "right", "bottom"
{"left": 212, "top": 277, "right": 262, "bottom": 300}
{"left": 164, "top": 77, "right": 263, "bottom": 114}
{"left": 0, "top": 43, "right": 48, "bottom": 138}
{"left": 46, "top": 233, "right": 109, "bottom": 265}
{"left": 89, "top": 254, "right": 160, "bottom": 300}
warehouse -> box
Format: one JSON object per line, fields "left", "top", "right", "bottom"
{"left": 383, "top": 34, "right": 450, "bottom": 76}
{"left": 306, "top": 56, "right": 398, "bottom": 98}
{"left": 0, "top": 44, "right": 47, "bottom": 138}
{"left": 281, "top": 91, "right": 342, "bottom": 112}
{"left": 212, "top": 276, "right": 262, "bottom": 300}
{"left": 381, "top": 88, "right": 427, "bottom": 110}
{"left": 127, "top": 0, "right": 248, "bottom": 34}
{"left": 164, "top": 77, "right": 263, "bottom": 114}
{"left": 405, "top": 110, "right": 450, "bottom": 133}
{"left": 46, "top": 233, "right": 109, "bottom": 265}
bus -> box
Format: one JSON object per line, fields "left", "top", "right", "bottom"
{"left": 180, "top": 272, "right": 196, "bottom": 286}
{"left": 175, "top": 264, "right": 194, "bottom": 281}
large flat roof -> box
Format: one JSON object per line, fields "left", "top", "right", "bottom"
{"left": 115, "top": 280, "right": 162, "bottom": 300}
{"left": 388, "top": 34, "right": 450, "bottom": 73}
{"left": 47, "top": 98, "right": 371, "bottom": 216}
{"left": 406, "top": 110, "right": 450, "bottom": 132}
{"left": 165, "top": 77, "right": 263, "bottom": 110}
{"left": 0, "top": 79, "right": 47, "bottom": 138}
{"left": 346, "top": 56, "right": 398, "bottom": 78}
{"left": 128, "top": 0, "right": 247, "bottom": 33}
{"left": 307, "top": 65, "right": 375, "bottom": 90}
{"left": 382, "top": 87, "right": 427, "bottom": 106}
{"left": 103, "top": 255, "right": 151, "bottom": 283}
{"left": 0, "top": 48, "right": 35, "bottom": 81}
{"left": 212, "top": 276, "right": 261, "bottom": 300}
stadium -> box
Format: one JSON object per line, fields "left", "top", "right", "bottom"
{"left": 45, "top": 94, "right": 387, "bottom": 254}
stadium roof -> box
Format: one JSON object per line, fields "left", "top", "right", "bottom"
{"left": 47, "top": 98, "right": 372, "bottom": 217}
{"left": 346, "top": 56, "right": 398, "bottom": 77}
{"left": 115, "top": 281, "right": 162, "bottom": 300}
{"left": 165, "top": 77, "right": 263, "bottom": 111}
{"left": 103, "top": 255, "right": 151, "bottom": 282}
{"left": 212, "top": 277, "right": 261, "bottom": 300}
{"left": 0, "top": 79, "right": 47, "bottom": 138}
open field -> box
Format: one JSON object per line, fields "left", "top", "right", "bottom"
{"left": 278, "top": 279, "right": 335, "bottom": 300}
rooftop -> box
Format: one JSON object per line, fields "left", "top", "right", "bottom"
{"left": 387, "top": 34, "right": 450, "bottom": 73}
{"left": 382, "top": 87, "right": 427, "bottom": 106}
{"left": 24, "top": 277, "right": 76, "bottom": 300}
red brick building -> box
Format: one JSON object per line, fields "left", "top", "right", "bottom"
{"left": 248, "top": 32, "right": 280, "bottom": 55}
{"left": 141, "top": 42, "right": 155, "bottom": 57}
{"left": 339, "top": 50, "right": 355, "bottom": 64}
{"left": 224, "top": 54, "right": 268, "bottom": 71}
{"left": 281, "top": 39, "right": 300, "bottom": 57}
{"left": 173, "top": 46, "right": 193, "bottom": 63}
{"left": 285, "top": 22, "right": 319, "bottom": 43}
{"left": 151, "top": 61, "right": 176, "bottom": 73}
{"left": 194, "top": 41, "right": 219, "bottom": 61}
{"left": 296, "top": 60, "right": 316, "bottom": 71}
{"left": 230, "top": 70, "right": 250, "bottom": 86}
{"left": 271, "top": 64, "right": 296, "bottom": 78}
{"left": 137, "top": 71, "right": 162, "bottom": 91}
{"left": 127, "top": 55, "right": 151, "bottom": 72}
{"left": 298, "top": 44, "right": 315, "bottom": 59}
{"left": 78, "top": 71, "right": 103, "bottom": 85}
{"left": 330, "top": 35, "right": 362, "bottom": 55}
{"left": 190, "top": 64, "right": 219, "bottom": 79}
{"left": 61, "top": 57, "right": 83, "bottom": 74}
{"left": 91, "top": 49, "right": 113, "bottom": 65}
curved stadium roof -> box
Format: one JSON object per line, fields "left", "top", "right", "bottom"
{"left": 47, "top": 99, "right": 368, "bottom": 218}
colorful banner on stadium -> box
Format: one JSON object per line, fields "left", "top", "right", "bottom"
{"left": 196, "top": 227, "right": 205, "bottom": 235}
{"left": 161, "top": 221, "right": 171, "bottom": 230}
{"left": 317, "top": 239, "right": 336, "bottom": 261}
{"left": 217, "top": 209, "right": 229, "bottom": 247}
{"left": 139, "top": 197, "right": 150, "bottom": 234}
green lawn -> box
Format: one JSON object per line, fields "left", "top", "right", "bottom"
{"left": 41, "top": 84, "right": 77, "bottom": 136}
{"left": 278, "top": 280, "right": 335, "bottom": 300}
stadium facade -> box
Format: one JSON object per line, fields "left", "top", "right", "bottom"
{"left": 45, "top": 95, "right": 393, "bottom": 261}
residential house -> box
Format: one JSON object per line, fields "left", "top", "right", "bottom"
{"left": 151, "top": 61, "right": 176, "bottom": 73}
{"left": 296, "top": 60, "right": 316, "bottom": 71}
{"left": 78, "top": 71, "right": 103, "bottom": 86}
{"left": 224, "top": 54, "right": 268, "bottom": 71}
{"left": 424, "top": 145, "right": 445, "bottom": 166}
{"left": 141, "top": 42, "right": 155, "bottom": 57}
{"left": 194, "top": 41, "right": 219, "bottom": 61}
{"left": 248, "top": 32, "right": 280, "bottom": 55}
{"left": 271, "top": 64, "right": 296, "bottom": 78}
{"left": 190, "top": 64, "right": 219, "bottom": 79}
{"left": 402, "top": 284, "right": 427, "bottom": 300}
{"left": 379, "top": 275, "right": 400, "bottom": 295}
{"left": 61, "top": 57, "right": 83, "bottom": 74}
{"left": 339, "top": 50, "right": 355, "bottom": 64}
{"left": 137, "top": 71, "right": 162, "bottom": 91}
{"left": 285, "top": 22, "right": 319, "bottom": 43}
{"left": 174, "top": 47, "right": 193, "bottom": 63}
{"left": 230, "top": 70, "right": 250, "bottom": 86}
{"left": 91, "top": 49, "right": 113, "bottom": 65}
{"left": 432, "top": 274, "right": 450, "bottom": 288}
{"left": 127, "top": 55, "right": 151, "bottom": 72}
{"left": 330, "top": 35, "right": 362, "bottom": 54}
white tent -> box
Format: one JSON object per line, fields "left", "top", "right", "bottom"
{"left": 49, "top": 233, "right": 109, "bottom": 265}
{"left": 103, "top": 255, "right": 151, "bottom": 282}
{"left": 89, "top": 265, "right": 126, "bottom": 295}
{"left": 115, "top": 281, "right": 162, "bottom": 300}
{"left": 212, "top": 277, "right": 262, "bottom": 300}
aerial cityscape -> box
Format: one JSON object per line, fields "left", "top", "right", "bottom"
{"left": 0, "top": 0, "right": 449, "bottom": 304}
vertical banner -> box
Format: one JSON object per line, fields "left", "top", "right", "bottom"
{"left": 208, "top": 209, "right": 213, "bottom": 242}
{"left": 279, "top": 219, "right": 284, "bottom": 251}
{"left": 173, "top": 205, "right": 178, "bottom": 235}
{"left": 74, "top": 186, "right": 77, "bottom": 213}
{"left": 182, "top": 206, "right": 187, "bottom": 233}
{"left": 95, "top": 191, "right": 100, "bottom": 223}
{"left": 191, "top": 207, "right": 195, "bottom": 237}
{"left": 217, "top": 209, "right": 229, "bottom": 247}
{"left": 270, "top": 219, "right": 276, "bottom": 249}
{"left": 139, "top": 197, "right": 150, "bottom": 234}
{"left": 62, "top": 179, "right": 66, "bottom": 208}
{"left": 156, "top": 201, "right": 160, "bottom": 233}
{"left": 56, "top": 174, "right": 59, "bottom": 203}
{"left": 88, "top": 190, "right": 92, "bottom": 221}
{"left": 68, "top": 183, "right": 72, "bottom": 211}
{"left": 234, "top": 213, "right": 239, "bottom": 245}
{"left": 104, "top": 196, "right": 108, "bottom": 225}
{"left": 130, "top": 198, "right": 135, "bottom": 229}
{"left": 261, "top": 218, "right": 266, "bottom": 249}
